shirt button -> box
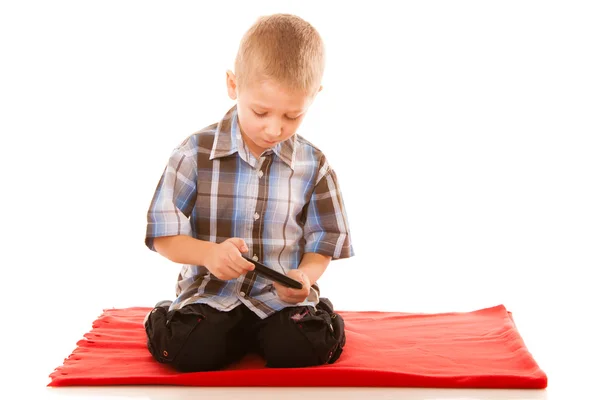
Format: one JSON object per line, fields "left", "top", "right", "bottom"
{"left": 258, "top": 170, "right": 264, "bottom": 178}
{"left": 252, "top": 255, "right": 259, "bottom": 262}
{"left": 240, "top": 291, "right": 246, "bottom": 297}
{"left": 254, "top": 212, "right": 259, "bottom": 220}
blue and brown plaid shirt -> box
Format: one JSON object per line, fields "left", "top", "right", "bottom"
{"left": 145, "top": 106, "right": 354, "bottom": 318}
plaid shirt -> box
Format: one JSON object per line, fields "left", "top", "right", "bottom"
{"left": 145, "top": 106, "right": 354, "bottom": 318}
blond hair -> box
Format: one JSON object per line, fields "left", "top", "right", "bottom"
{"left": 234, "top": 14, "right": 325, "bottom": 94}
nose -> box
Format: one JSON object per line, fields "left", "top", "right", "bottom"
{"left": 265, "top": 120, "right": 283, "bottom": 139}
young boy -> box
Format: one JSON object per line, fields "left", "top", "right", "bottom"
{"left": 144, "top": 13, "right": 354, "bottom": 372}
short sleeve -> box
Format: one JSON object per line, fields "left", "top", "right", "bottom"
{"left": 145, "top": 143, "right": 198, "bottom": 251}
{"left": 303, "top": 168, "right": 354, "bottom": 259}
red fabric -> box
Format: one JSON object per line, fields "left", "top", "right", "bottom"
{"left": 48, "top": 304, "right": 547, "bottom": 388}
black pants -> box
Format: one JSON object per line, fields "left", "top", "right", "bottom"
{"left": 144, "top": 298, "right": 346, "bottom": 372}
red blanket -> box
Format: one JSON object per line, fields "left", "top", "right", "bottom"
{"left": 48, "top": 304, "right": 547, "bottom": 388}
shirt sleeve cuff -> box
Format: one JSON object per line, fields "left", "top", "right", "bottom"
{"left": 145, "top": 221, "right": 192, "bottom": 251}
{"left": 304, "top": 232, "right": 354, "bottom": 260}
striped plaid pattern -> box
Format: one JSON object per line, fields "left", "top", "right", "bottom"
{"left": 145, "top": 106, "right": 354, "bottom": 319}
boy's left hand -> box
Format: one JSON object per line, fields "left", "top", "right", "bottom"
{"left": 273, "top": 269, "right": 311, "bottom": 304}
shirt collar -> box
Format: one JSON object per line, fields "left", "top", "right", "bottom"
{"left": 209, "top": 106, "right": 296, "bottom": 170}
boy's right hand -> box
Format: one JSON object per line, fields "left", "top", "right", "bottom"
{"left": 205, "top": 238, "right": 255, "bottom": 281}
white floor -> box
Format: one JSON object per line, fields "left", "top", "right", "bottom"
{"left": 41, "top": 386, "right": 551, "bottom": 400}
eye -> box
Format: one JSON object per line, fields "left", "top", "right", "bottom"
{"left": 285, "top": 115, "right": 300, "bottom": 121}
{"left": 253, "top": 110, "right": 267, "bottom": 118}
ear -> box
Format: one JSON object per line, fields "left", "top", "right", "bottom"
{"left": 310, "top": 85, "right": 323, "bottom": 102}
{"left": 311, "top": 85, "right": 323, "bottom": 99}
{"left": 226, "top": 70, "right": 237, "bottom": 100}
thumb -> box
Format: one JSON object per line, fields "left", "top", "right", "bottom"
{"left": 229, "top": 238, "right": 248, "bottom": 253}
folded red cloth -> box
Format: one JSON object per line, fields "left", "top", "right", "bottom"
{"left": 48, "top": 304, "right": 547, "bottom": 388}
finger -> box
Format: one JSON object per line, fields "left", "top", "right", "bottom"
{"left": 229, "top": 238, "right": 249, "bottom": 253}
{"left": 224, "top": 263, "right": 246, "bottom": 280}
{"left": 285, "top": 288, "right": 300, "bottom": 302}
{"left": 286, "top": 285, "right": 305, "bottom": 295}
{"left": 273, "top": 282, "right": 287, "bottom": 296}
{"left": 278, "top": 292, "right": 294, "bottom": 304}
{"left": 225, "top": 261, "right": 246, "bottom": 276}
{"left": 230, "top": 253, "right": 254, "bottom": 272}
{"left": 296, "top": 272, "right": 309, "bottom": 287}
{"left": 273, "top": 283, "right": 290, "bottom": 300}
{"left": 274, "top": 283, "right": 295, "bottom": 294}
{"left": 285, "top": 287, "right": 309, "bottom": 302}
{"left": 285, "top": 271, "right": 306, "bottom": 288}
{"left": 216, "top": 270, "right": 236, "bottom": 281}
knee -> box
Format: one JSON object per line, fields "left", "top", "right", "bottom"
{"left": 145, "top": 305, "right": 236, "bottom": 372}
{"left": 260, "top": 307, "right": 340, "bottom": 368}
{"left": 262, "top": 338, "right": 321, "bottom": 368}
{"left": 169, "top": 340, "right": 227, "bottom": 372}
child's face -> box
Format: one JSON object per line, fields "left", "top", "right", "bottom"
{"left": 227, "top": 71, "right": 319, "bottom": 158}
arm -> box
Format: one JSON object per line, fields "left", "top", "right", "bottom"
{"left": 274, "top": 163, "right": 354, "bottom": 304}
{"left": 145, "top": 139, "right": 253, "bottom": 279}
{"left": 145, "top": 141, "right": 198, "bottom": 252}
{"left": 273, "top": 252, "right": 331, "bottom": 304}
{"left": 154, "top": 235, "right": 254, "bottom": 280}
{"left": 298, "top": 252, "right": 332, "bottom": 286}
{"left": 302, "top": 168, "right": 354, "bottom": 260}
{"left": 153, "top": 235, "right": 216, "bottom": 267}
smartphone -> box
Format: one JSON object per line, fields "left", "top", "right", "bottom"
{"left": 242, "top": 256, "right": 303, "bottom": 289}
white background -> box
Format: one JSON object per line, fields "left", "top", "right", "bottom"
{"left": 1, "top": 1, "right": 598, "bottom": 399}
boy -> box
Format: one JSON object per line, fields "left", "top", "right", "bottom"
{"left": 144, "top": 13, "right": 354, "bottom": 372}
